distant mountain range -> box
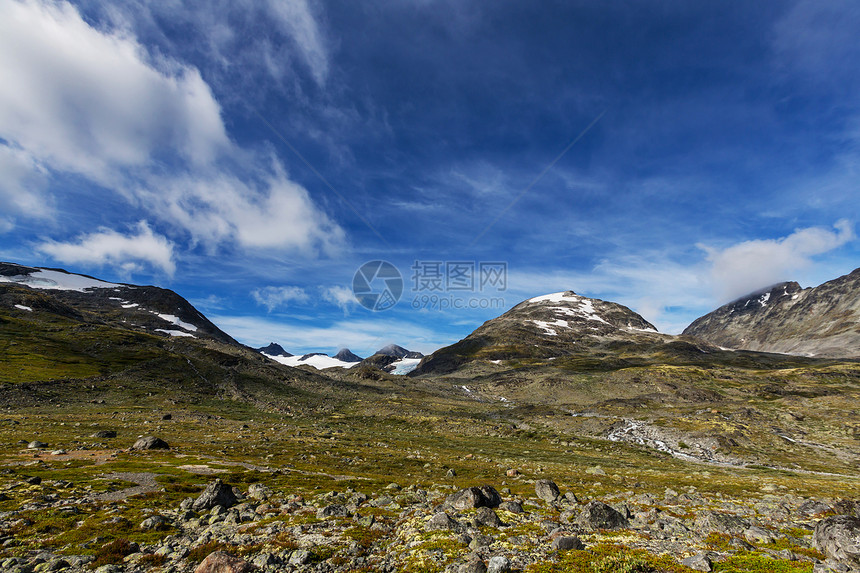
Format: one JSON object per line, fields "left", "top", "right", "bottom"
{"left": 257, "top": 342, "right": 424, "bottom": 373}
{"left": 683, "top": 268, "right": 860, "bottom": 358}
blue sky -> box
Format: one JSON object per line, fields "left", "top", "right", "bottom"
{"left": 1, "top": 0, "right": 858, "bottom": 357}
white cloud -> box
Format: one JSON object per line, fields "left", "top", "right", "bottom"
{"left": 37, "top": 221, "right": 176, "bottom": 275}
{"left": 0, "top": 0, "right": 229, "bottom": 184}
{"left": 263, "top": 0, "right": 329, "bottom": 85}
{"left": 139, "top": 160, "right": 345, "bottom": 253}
{"left": 0, "top": 144, "right": 51, "bottom": 223}
{"left": 0, "top": 0, "right": 345, "bottom": 256}
{"left": 252, "top": 286, "right": 310, "bottom": 311}
{"left": 700, "top": 220, "right": 855, "bottom": 303}
{"left": 322, "top": 285, "right": 357, "bottom": 312}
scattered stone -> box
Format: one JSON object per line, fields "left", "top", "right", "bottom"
{"left": 140, "top": 515, "right": 170, "bottom": 530}
{"left": 192, "top": 479, "right": 238, "bottom": 511}
{"left": 506, "top": 469, "right": 519, "bottom": 477}
{"left": 25, "top": 476, "right": 42, "bottom": 485}
{"left": 744, "top": 525, "right": 778, "bottom": 544}
{"left": 27, "top": 441, "right": 47, "bottom": 449}
{"left": 162, "top": 414, "right": 172, "bottom": 420}
{"left": 460, "top": 558, "right": 487, "bottom": 573}
{"left": 694, "top": 511, "right": 749, "bottom": 535}
{"left": 487, "top": 555, "right": 512, "bottom": 573}
{"left": 474, "top": 507, "right": 504, "bottom": 528}
{"left": 91, "top": 430, "right": 117, "bottom": 439}
{"left": 681, "top": 552, "right": 713, "bottom": 572}
{"left": 317, "top": 504, "right": 351, "bottom": 519}
{"left": 551, "top": 536, "right": 584, "bottom": 551}
{"left": 194, "top": 551, "right": 256, "bottom": 573}
{"left": 131, "top": 436, "right": 169, "bottom": 450}
{"left": 799, "top": 500, "right": 833, "bottom": 517}
{"left": 814, "top": 515, "right": 860, "bottom": 569}
{"left": 447, "top": 468, "right": 457, "bottom": 477}
{"left": 247, "top": 483, "right": 273, "bottom": 500}
{"left": 577, "top": 500, "right": 629, "bottom": 530}
{"left": 289, "top": 549, "right": 312, "bottom": 566}
{"left": 426, "top": 512, "right": 462, "bottom": 531}
{"left": 447, "top": 485, "right": 502, "bottom": 509}
{"left": 498, "top": 500, "right": 524, "bottom": 514}
{"left": 535, "top": 479, "right": 560, "bottom": 502}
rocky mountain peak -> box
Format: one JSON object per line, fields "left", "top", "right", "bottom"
{"left": 375, "top": 344, "right": 424, "bottom": 359}
{"left": 334, "top": 348, "right": 363, "bottom": 362}
{"left": 257, "top": 342, "right": 292, "bottom": 357}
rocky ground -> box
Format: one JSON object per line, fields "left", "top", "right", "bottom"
{"left": 2, "top": 444, "right": 860, "bottom": 573}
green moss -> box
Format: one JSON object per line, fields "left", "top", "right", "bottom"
{"left": 711, "top": 552, "right": 813, "bottom": 573}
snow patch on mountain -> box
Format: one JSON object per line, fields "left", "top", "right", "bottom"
{"left": 0, "top": 269, "right": 119, "bottom": 292}
{"left": 263, "top": 353, "right": 360, "bottom": 370}
{"left": 155, "top": 313, "right": 198, "bottom": 332}
{"left": 155, "top": 329, "right": 196, "bottom": 338}
{"left": 389, "top": 357, "right": 421, "bottom": 375}
{"left": 14, "top": 304, "right": 32, "bottom": 311}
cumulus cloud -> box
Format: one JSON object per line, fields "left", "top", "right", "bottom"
{"left": 700, "top": 220, "right": 855, "bottom": 302}
{"left": 252, "top": 286, "right": 310, "bottom": 311}
{"left": 37, "top": 221, "right": 176, "bottom": 275}
{"left": 0, "top": 0, "right": 229, "bottom": 184}
{"left": 0, "top": 0, "right": 345, "bottom": 256}
{"left": 322, "top": 285, "right": 357, "bottom": 312}
{"left": 139, "top": 161, "right": 345, "bottom": 253}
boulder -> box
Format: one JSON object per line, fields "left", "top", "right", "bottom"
{"left": 447, "top": 486, "right": 502, "bottom": 510}
{"left": 131, "top": 436, "right": 169, "bottom": 450}
{"left": 194, "top": 551, "right": 256, "bottom": 573}
{"left": 474, "top": 507, "right": 504, "bottom": 528}
{"left": 694, "top": 511, "right": 749, "bottom": 535}
{"left": 498, "top": 501, "right": 524, "bottom": 514}
{"left": 460, "top": 558, "right": 487, "bottom": 573}
{"left": 551, "top": 536, "right": 584, "bottom": 551}
{"left": 681, "top": 553, "right": 713, "bottom": 572}
{"left": 192, "top": 479, "right": 238, "bottom": 511}
{"left": 91, "top": 430, "right": 117, "bottom": 439}
{"left": 27, "top": 441, "right": 47, "bottom": 449}
{"left": 577, "top": 500, "right": 629, "bottom": 530}
{"left": 487, "top": 556, "right": 512, "bottom": 573}
{"left": 535, "top": 479, "right": 560, "bottom": 502}
{"left": 814, "top": 515, "right": 860, "bottom": 569}
{"left": 426, "top": 512, "right": 462, "bottom": 531}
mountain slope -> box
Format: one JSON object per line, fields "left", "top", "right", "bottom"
{"left": 413, "top": 291, "right": 677, "bottom": 375}
{"left": 683, "top": 268, "right": 860, "bottom": 358}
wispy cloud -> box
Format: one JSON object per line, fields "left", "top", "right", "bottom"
{"left": 322, "top": 285, "right": 357, "bottom": 313}
{"left": 37, "top": 221, "right": 176, "bottom": 275}
{"left": 251, "top": 286, "right": 310, "bottom": 312}
{"left": 699, "top": 220, "right": 855, "bottom": 303}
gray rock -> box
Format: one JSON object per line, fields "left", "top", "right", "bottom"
{"left": 426, "top": 512, "right": 462, "bottom": 531}
{"left": 460, "top": 558, "right": 487, "bottom": 573}
{"left": 498, "top": 501, "right": 524, "bottom": 514}
{"left": 551, "top": 536, "right": 584, "bottom": 551}
{"left": 487, "top": 555, "right": 511, "bottom": 573}
{"left": 577, "top": 500, "right": 629, "bottom": 530}
{"left": 474, "top": 507, "right": 504, "bottom": 528}
{"left": 447, "top": 486, "right": 502, "bottom": 510}
{"left": 247, "top": 483, "right": 273, "bottom": 500}
{"left": 140, "top": 515, "right": 170, "bottom": 530}
{"left": 131, "top": 436, "right": 169, "bottom": 450}
{"left": 289, "top": 549, "right": 312, "bottom": 565}
{"left": 694, "top": 511, "right": 749, "bottom": 535}
{"left": 535, "top": 479, "right": 560, "bottom": 502}
{"left": 91, "top": 430, "right": 117, "bottom": 439}
{"left": 799, "top": 500, "right": 833, "bottom": 517}
{"left": 192, "top": 479, "right": 238, "bottom": 511}
{"left": 27, "top": 441, "right": 47, "bottom": 449}
{"left": 317, "top": 504, "right": 351, "bottom": 519}
{"left": 744, "top": 525, "right": 778, "bottom": 544}
{"left": 681, "top": 553, "right": 713, "bottom": 572}
{"left": 814, "top": 515, "right": 860, "bottom": 569}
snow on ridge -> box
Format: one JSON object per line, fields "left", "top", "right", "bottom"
{"left": 0, "top": 269, "right": 119, "bottom": 292}
{"left": 529, "top": 292, "right": 580, "bottom": 304}
{"left": 263, "top": 353, "right": 360, "bottom": 370}
{"left": 390, "top": 357, "right": 421, "bottom": 375}
{"left": 156, "top": 313, "right": 198, "bottom": 332}
{"left": 155, "top": 328, "right": 196, "bottom": 338}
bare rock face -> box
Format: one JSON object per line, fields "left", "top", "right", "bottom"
{"left": 814, "top": 514, "right": 860, "bottom": 569}
{"left": 193, "top": 479, "right": 238, "bottom": 511}
{"left": 132, "top": 436, "right": 169, "bottom": 450}
{"left": 194, "top": 551, "right": 256, "bottom": 573}
{"left": 684, "top": 268, "right": 860, "bottom": 359}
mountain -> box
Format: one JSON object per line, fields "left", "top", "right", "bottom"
{"left": 334, "top": 348, "right": 363, "bottom": 362}
{"left": 0, "top": 262, "right": 237, "bottom": 345}
{"left": 256, "top": 342, "right": 292, "bottom": 357}
{"left": 683, "top": 268, "right": 860, "bottom": 358}
{"left": 375, "top": 344, "right": 424, "bottom": 359}
{"left": 413, "top": 290, "right": 670, "bottom": 375}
